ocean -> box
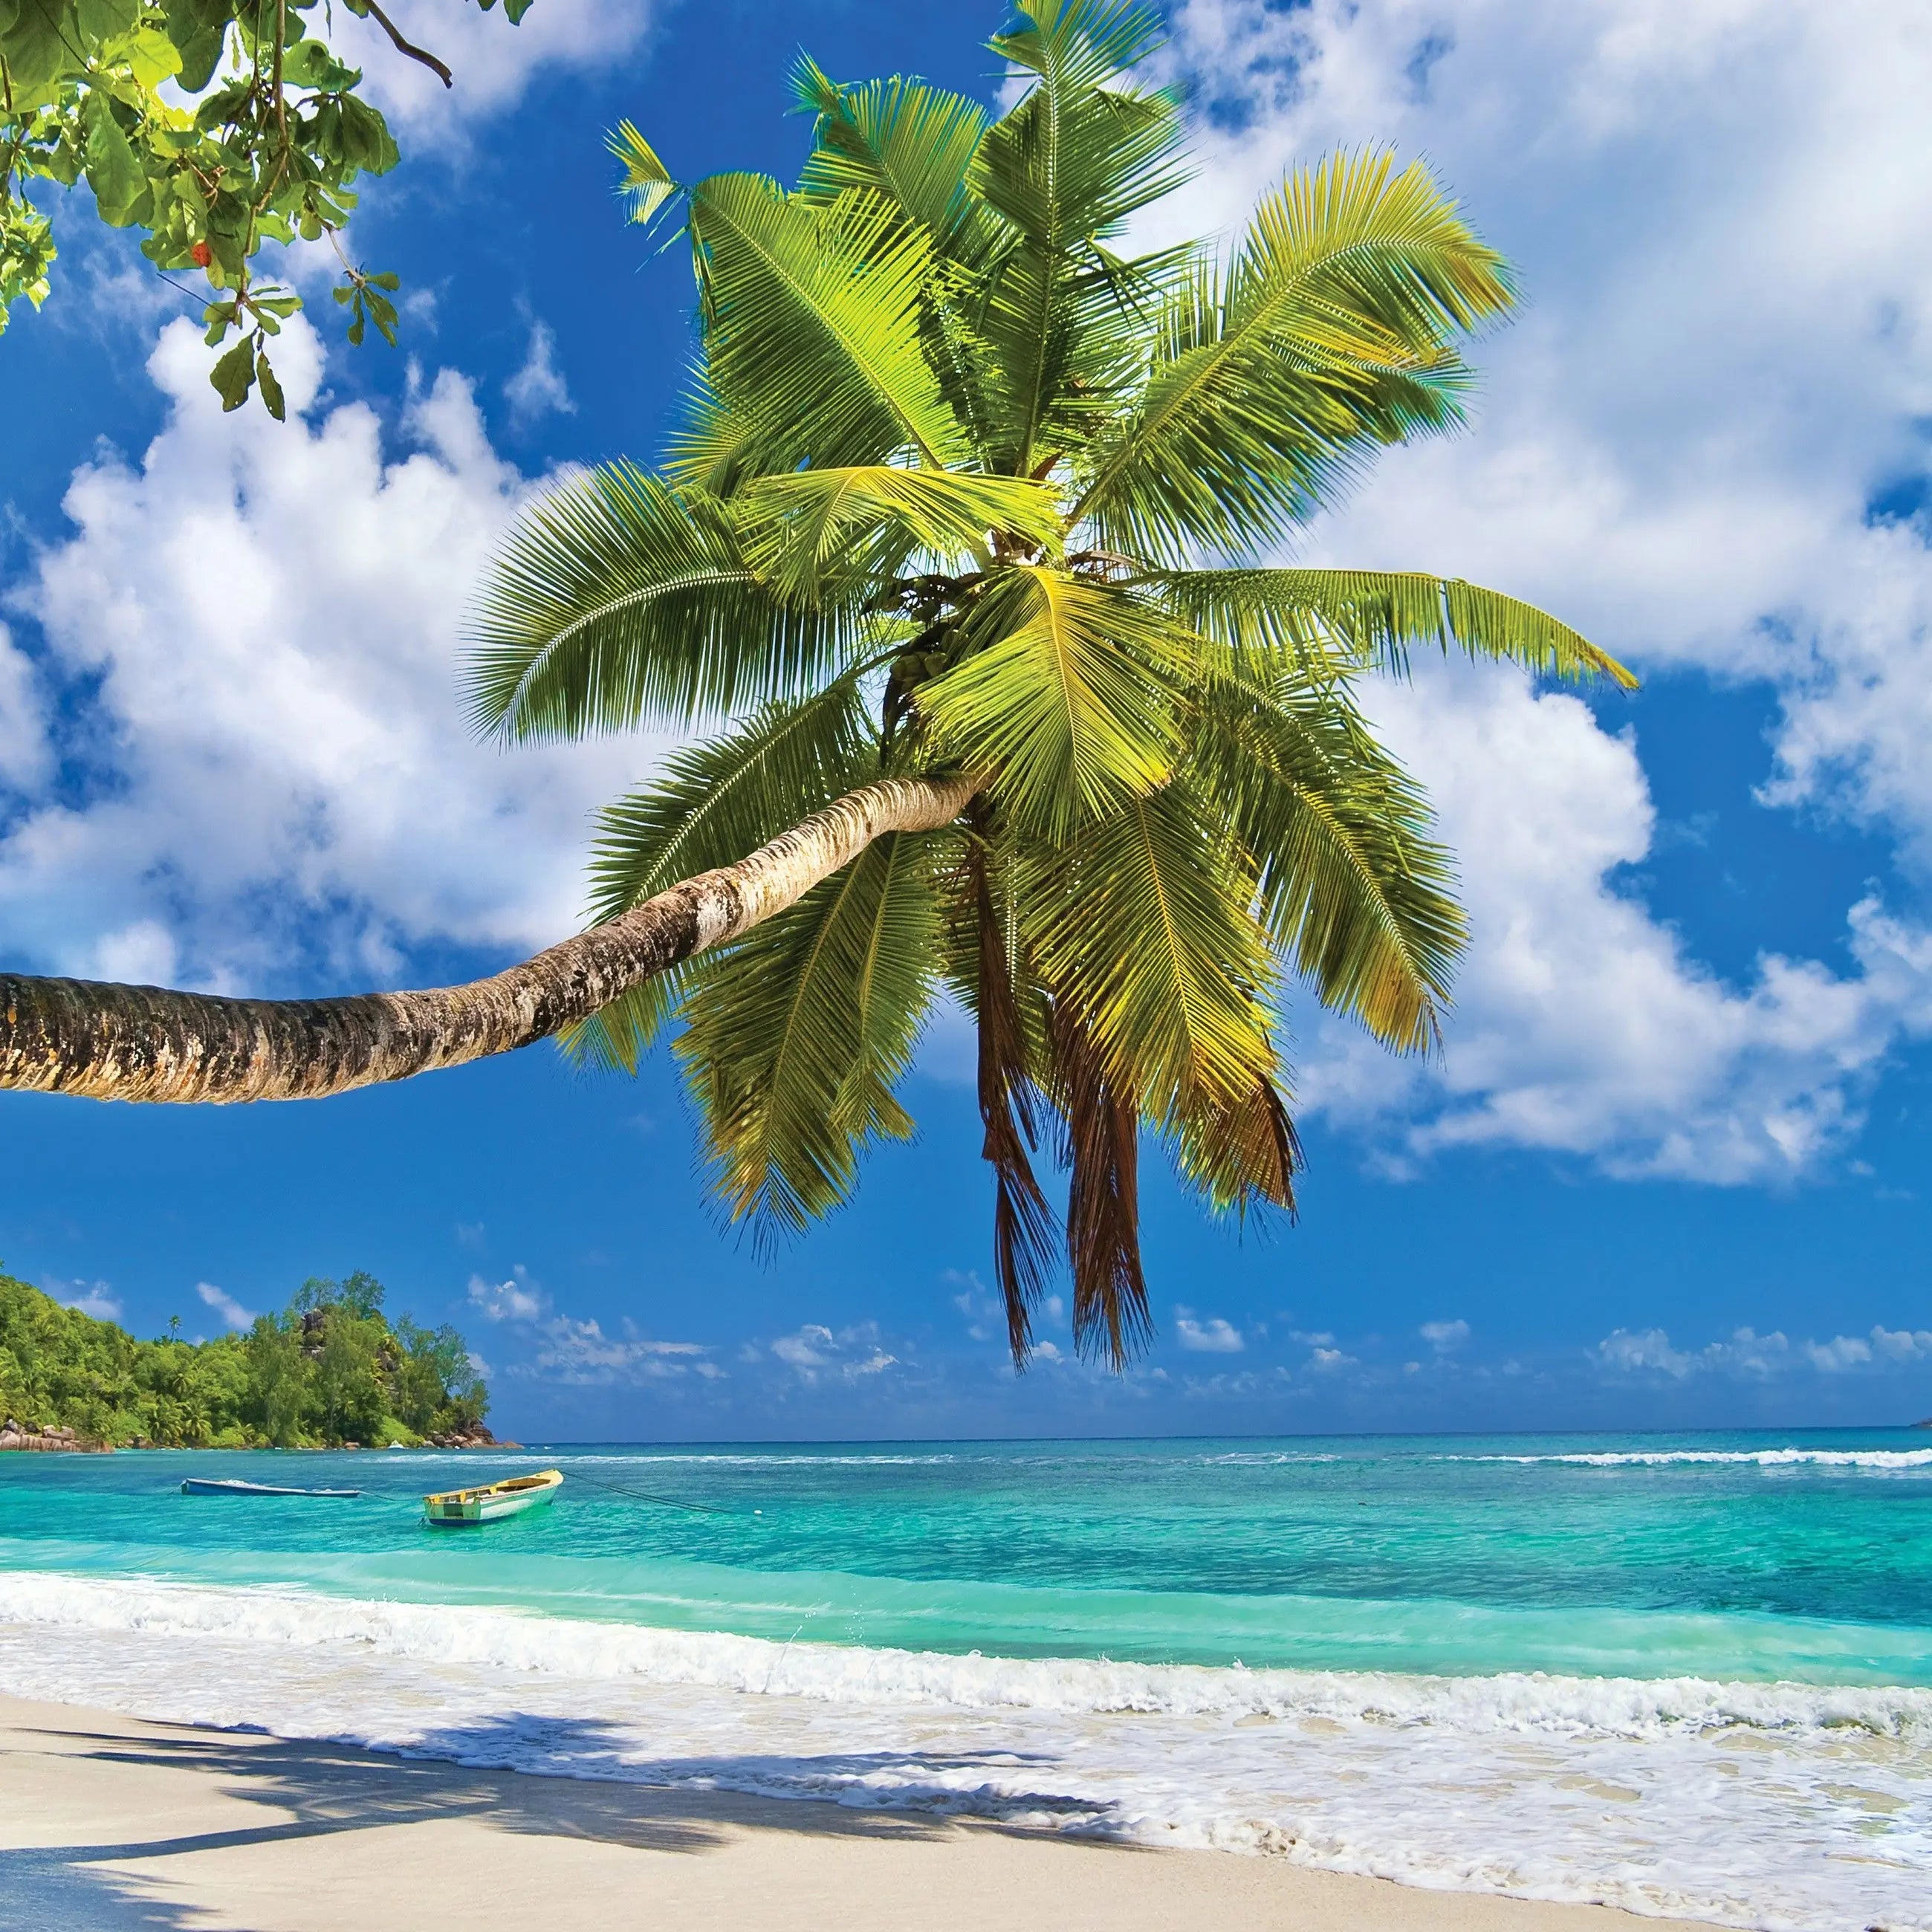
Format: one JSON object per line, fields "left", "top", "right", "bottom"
{"left": 1, "top": 1432, "right": 1927, "bottom": 1928}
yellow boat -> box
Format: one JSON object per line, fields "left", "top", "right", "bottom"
{"left": 423, "top": 1468, "right": 563, "bottom": 1527}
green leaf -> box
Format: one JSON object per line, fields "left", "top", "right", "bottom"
{"left": 793, "top": 56, "right": 989, "bottom": 256}
{"left": 282, "top": 39, "right": 360, "bottom": 91}
{"left": 255, "top": 343, "right": 285, "bottom": 421}
{"left": 82, "top": 96, "right": 149, "bottom": 227}
{"left": 209, "top": 333, "right": 255, "bottom": 411}
{"left": 1076, "top": 149, "right": 1515, "bottom": 560}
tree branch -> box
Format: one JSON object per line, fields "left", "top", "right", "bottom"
{"left": 0, "top": 775, "right": 974, "bottom": 1105}
{"left": 360, "top": 0, "right": 454, "bottom": 88}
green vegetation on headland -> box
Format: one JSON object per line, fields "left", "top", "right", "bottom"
{"left": 0, "top": 1269, "right": 489, "bottom": 1450}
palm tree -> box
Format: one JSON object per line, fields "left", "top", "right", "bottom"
{"left": 465, "top": 0, "right": 1630, "bottom": 1366}
{"left": 0, "top": 0, "right": 1630, "bottom": 1368}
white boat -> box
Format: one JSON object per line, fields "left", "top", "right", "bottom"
{"left": 422, "top": 1468, "right": 563, "bottom": 1526}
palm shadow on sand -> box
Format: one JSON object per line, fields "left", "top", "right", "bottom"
{"left": 2, "top": 1711, "right": 1127, "bottom": 1928}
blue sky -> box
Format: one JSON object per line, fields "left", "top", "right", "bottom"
{"left": 3, "top": 0, "right": 1931, "bottom": 1439}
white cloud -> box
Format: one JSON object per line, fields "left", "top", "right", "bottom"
{"left": 519, "top": 1314, "right": 707, "bottom": 1385}
{"left": 1176, "top": 1315, "right": 1245, "bottom": 1353}
{"left": 768, "top": 1321, "right": 898, "bottom": 1384}
{"left": 504, "top": 321, "right": 576, "bottom": 426}
{"left": 1420, "top": 1318, "right": 1471, "bottom": 1353}
{"left": 1, "top": 319, "right": 658, "bottom": 990}
{"left": 195, "top": 1281, "right": 257, "bottom": 1331}
{"left": 467, "top": 1269, "right": 550, "bottom": 1325}
{"left": 338, "top": 0, "right": 657, "bottom": 138}
{"left": 1597, "top": 1321, "right": 1932, "bottom": 1378}
{"left": 1308, "top": 1346, "right": 1355, "bottom": 1372}
{"left": 56, "top": 1282, "right": 123, "bottom": 1323}
{"left": 0, "top": 627, "right": 50, "bottom": 794}
{"left": 1162, "top": 0, "right": 1932, "bottom": 1181}
{"left": 1873, "top": 1326, "right": 1932, "bottom": 1361}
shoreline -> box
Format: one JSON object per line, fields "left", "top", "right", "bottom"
{"left": 1, "top": 1691, "right": 1717, "bottom": 1932}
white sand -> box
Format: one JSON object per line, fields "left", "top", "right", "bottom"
{"left": 0, "top": 1692, "right": 1722, "bottom": 1932}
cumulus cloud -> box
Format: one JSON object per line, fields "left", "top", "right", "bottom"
{"left": 504, "top": 321, "right": 576, "bottom": 426}
{"left": 467, "top": 1269, "right": 550, "bottom": 1325}
{"left": 1300, "top": 667, "right": 1932, "bottom": 1178}
{"left": 518, "top": 1315, "right": 711, "bottom": 1386}
{"left": 194, "top": 1281, "right": 257, "bottom": 1331}
{"left": 1596, "top": 1322, "right": 1932, "bottom": 1379}
{"left": 1159, "top": 0, "right": 1932, "bottom": 1181}
{"left": 765, "top": 1322, "right": 898, "bottom": 1384}
{"left": 1420, "top": 1319, "right": 1471, "bottom": 1353}
{"left": 56, "top": 1281, "right": 122, "bottom": 1323}
{"left": 1, "top": 319, "right": 656, "bottom": 991}
{"left": 1175, "top": 1313, "right": 1245, "bottom": 1353}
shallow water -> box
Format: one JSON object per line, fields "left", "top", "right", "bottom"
{"left": 1, "top": 1432, "right": 1927, "bottom": 1928}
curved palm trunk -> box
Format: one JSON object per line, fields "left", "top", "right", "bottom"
{"left": 0, "top": 776, "right": 973, "bottom": 1105}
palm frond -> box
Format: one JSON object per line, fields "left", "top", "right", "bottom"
{"left": 793, "top": 57, "right": 991, "bottom": 259}
{"left": 676, "top": 828, "right": 953, "bottom": 1240}
{"left": 918, "top": 567, "right": 1191, "bottom": 838}
{"left": 1075, "top": 149, "right": 1515, "bottom": 559}
{"left": 1169, "top": 1073, "right": 1302, "bottom": 1219}
{"left": 1194, "top": 658, "right": 1465, "bottom": 1052}
{"left": 736, "top": 467, "right": 1062, "bottom": 601}
{"left": 467, "top": 462, "right": 857, "bottom": 739}
{"left": 1051, "top": 1002, "right": 1150, "bottom": 1369}
{"left": 562, "top": 676, "right": 881, "bottom": 1073}
{"left": 1020, "top": 779, "right": 1280, "bottom": 1125}
{"left": 608, "top": 120, "right": 681, "bottom": 239}
{"left": 970, "top": 0, "right": 1189, "bottom": 471}
{"left": 689, "top": 172, "right": 967, "bottom": 470}
{"left": 952, "top": 829, "right": 1058, "bottom": 1365}
{"left": 1157, "top": 567, "right": 1636, "bottom": 688}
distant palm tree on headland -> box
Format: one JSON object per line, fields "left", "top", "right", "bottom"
{"left": 0, "top": 0, "right": 1631, "bottom": 1367}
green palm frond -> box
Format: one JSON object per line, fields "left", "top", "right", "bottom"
{"left": 1193, "top": 659, "right": 1465, "bottom": 1053}
{"left": 563, "top": 676, "right": 881, "bottom": 1073}
{"left": 918, "top": 568, "right": 1192, "bottom": 837}
{"left": 467, "top": 462, "right": 856, "bottom": 740}
{"left": 677, "top": 827, "right": 953, "bottom": 1240}
{"left": 971, "top": 0, "right": 1188, "bottom": 471}
{"left": 689, "top": 172, "right": 968, "bottom": 470}
{"left": 735, "top": 467, "right": 1062, "bottom": 600}
{"left": 1020, "top": 779, "right": 1280, "bottom": 1127}
{"left": 608, "top": 120, "right": 680, "bottom": 239}
{"left": 793, "top": 57, "right": 992, "bottom": 259}
{"left": 1158, "top": 567, "right": 1637, "bottom": 688}
{"left": 1076, "top": 149, "right": 1514, "bottom": 558}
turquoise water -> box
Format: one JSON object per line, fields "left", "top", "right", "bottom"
{"left": 4, "top": 1430, "right": 1929, "bottom": 1928}
{"left": 2, "top": 1429, "right": 1928, "bottom": 1682}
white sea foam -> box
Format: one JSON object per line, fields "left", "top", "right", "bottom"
{"left": 0, "top": 1573, "right": 1928, "bottom": 1932}
{"left": 1457, "top": 1448, "right": 1932, "bottom": 1470}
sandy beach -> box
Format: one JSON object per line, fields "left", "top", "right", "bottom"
{"left": 0, "top": 1692, "right": 1722, "bottom": 1932}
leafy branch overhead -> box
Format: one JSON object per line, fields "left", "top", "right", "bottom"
{"left": 469, "top": 0, "right": 1636, "bottom": 1369}
{"left": 0, "top": 0, "right": 536, "bottom": 412}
